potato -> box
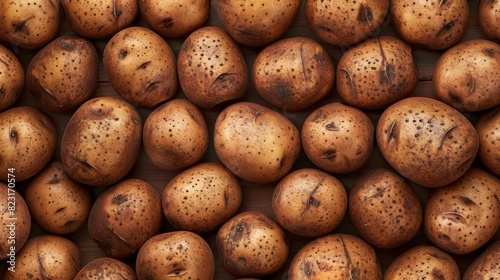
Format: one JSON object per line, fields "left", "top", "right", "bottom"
{"left": 143, "top": 98, "right": 208, "bottom": 171}
{"left": 162, "top": 162, "right": 242, "bottom": 234}
{"left": 216, "top": 0, "right": 302, "bottom": 47}
{"left": 214, "top": 101, "right": 301, "bottom": 183}
{"left": 478, "top": 0, "right": 500, "bottom": 42}
{"left": 24, "top": 161, "right": 92, "bottom": 235}
{"left": 475, "top": 106, "right": 500, "bottom": 176}
{"left": 61, "top": 0, "right": 138, "bottom": 39}
{"left": 74, "top": 257, "right": 137, "bottom": 280}
{"left": 216, "top": 211, "right": 289, "bottom": 277}
{"left": 0, "top": 0, "right": 60, "bottom": 49}
{"left": 305, "top": 0, "right": 389, "bottom": 46}
{"left": 462, "top": 241, "right": 500, "bottom": 280}
{"left": 252, "top": 37, "right": 335, "bottom": 111}
{"left": 424, "top": 167, "right": 500, "bottom": 255}
{"left": 88, "top": 179, "right": 163, "bottom": 259}
{"left": 136, "top": 231, "right": 215, "bottom": 279}
{"left": 26, "top": 35, "right": 99, "bottom": 113}
{"left": 0, "top": 106, "right": 57, "bottom": 182}
{"left": 0, "top": 183, "right": 31, "bottom": 261}
{"left": 433, "top": 39, "right": 500, "bottom": 112}
{"left": 0, "top": 44, "right": 24, "bottom": 112}
{"left": 61, "top": 96, "right": 142, "bottom": 187}
{"left": 3, "top": 235, "right": 81, "bottom": 280}
{"left": 384, "top": 245, "right": 460, "bottom": 280}
{"left": 272, "top": 168, "right": 347, "bottom": 238}
{"left": 301, "top": 102, "right": 374, "bottom": 174}
{"left": 348, "top": 168, "right": 423, "bottom": 249}
{"left": 390, "top": 0, "right": 469, "bottom": 49}
{"left": 177, "top": 26, "right": 248, "bottom": 109}
{"left": 139, "top": 0, "right": 209, "bottom": 39}
{"left": 288, "top": 233, "right": 382, "bottom": 279}
{"left": 376, "top": 97, "right": 479, "bottom": 188}
{"left": 336, "top": 36, "right": 419, "bottom": 110}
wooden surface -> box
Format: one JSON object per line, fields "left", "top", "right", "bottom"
{"left": 1, "top": 0, "right": 499, "bottom": 278}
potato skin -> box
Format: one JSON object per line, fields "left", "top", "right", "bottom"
{"left": 376, "top": 97, "right": 479, "bottom": 188}
{"left": 478, "top": 0, "right": 500, "bottom": 42}
{"left": 475, "top": 106, "right": 500, "bottom": 176}
{"left": 0, "top": 45, "right": 24, "bottom": 112}
{"left": 74, "top": 257, "right": 137, "bottom": 280}
{"left": 462, "top": 241, "right": 500, "bottom": 280}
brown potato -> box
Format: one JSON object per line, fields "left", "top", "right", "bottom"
{"left": 478, "top": 0, "right": 500, "bottom": 42}
{"left": 272, "top": 168, "right": 347, "bottom": 238}
{"left": 424, "top": 167, "right": 500, "bottom": 255}
{"left": 0, "top": 45, "right": 24, "bottom": 112}
{"left": 336, "top": 36, "right": 419, "bottom": 110}
{"left": 301, "top": 102, "right": 374, "bottom": 174}
{"left": 162, "top": 162, "right": 242, "bottom": 234}
{"left": 217, "top": 211, "right": 289, "bottom": 277}
{"left": 177, "top": 26, "right": 248, "bottom": 109}
{"left": 462, "top": 241, "right": 500, "bottom": 280}
{"left": 74, "top": 257, "right": 137, "bottom": 280}
{"left": 61, "top": 96, "right": 142, "bottom": 187}
{"left": 475, "top": 106, "right": 500, "bottom": 176}
{"left": 26, "top": 35, "right": 99, "bottom": 113}
{"left": 252, "top": 37, "right": 335, "bottom": 111}
{"left": 376, "top": 97, "right": 479, "bottom": 188}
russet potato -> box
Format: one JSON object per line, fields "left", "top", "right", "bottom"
{"left": 475, "top": 106, "right": 500, "bottom": 176}
{"left": 74, "top": 257, "right": 137, "bottom": 280}
{"left": 0, "top": 44, "right": 24, "bottom": 112}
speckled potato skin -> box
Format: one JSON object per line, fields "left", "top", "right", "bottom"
{"left": 136, "top": 231, "right": 215, "bottom": 279}
{"left": 74, "top": 257, "right": 137, "bottom": 280}
{"left": 0, "top": 183, "right": 31, "bottom": 260}
{"left": 462, "top": 241, "right": 500, "bottom": 280}
{"left": 214, "top": 102, "right": 301, "bottom": 183}
{"left": 288, "top": 233, "right": 382, "bottom": 279}
{"left": 383, "top": 245, "right": 460, "bottom": 280}
{"left": 423, "top": 168, "right": 500, "bottom": 255}
{"left": 390, "top": 0, "right": 469, "bottom": 50}
{"left": 143, "top": 98, "right": 208, "bottom": 171}
{"left": 252, "top": 37, "right": 335, "bottom": 111}
{"left": 139, "top": 0, "right": 209, "bottom": 39}
{"left": 216, "top": 211, "right": 289, "bottom": 277}
{"left": 0, "top": 106, "right": 57, "bottom": 182}
{"left": 336, "top": 36, "right": 419, "bottom": 110}
{"left": 272, "top": 168, "right": 347, "bottom": 238}
{"left": 177, "top": 26, "right": 248, "bottom": 109}
{"left": 305, "top": 0, "right": 389, "bottom": 46}
{"left": 0, "top": 0, "right": 60, "bottom": 49}
{"left": 103, "top": 27, "right": 177, "bottom": 108}
{"left": 216, "top": 0, "right": 303, "bottom": 47}
{"left": 61, "top": 97, "right": 142, "bottom": 187}
{"left": 88, "top": 179, "right": 163, "bottom": 259}
{"left": 348, "top": 168, "right": 423, "bottom": 249}
{"left": 475, "top": 106, "right": 500, "bottom": 176}
{"left": 433, "top": 39, "right": 500, "bottom": 112}
{"left": 24, "top": 162, "right": 91, "bottom": 235}
{"left": 162, "top": 162, "right": 242, "bottom": 234}
{"left": 3, "top": 235, "right": 81, "bottom": 280}
{"left": 376, "top": 97, "right": 479, "bottom": 188}
{"left": 26, "top": 35, "right": 99, "bottom": 113}
{"left": 0, "top": 45, "right": 24, "bottom": 112}
{"left": 61, "top": 0, "right": 138, "bottom": 39}
{"left": 478, "top": 0, "right": 500, "bottom": 42}
{"left": 301, "top": 102, "right": 374, "bottom": 174}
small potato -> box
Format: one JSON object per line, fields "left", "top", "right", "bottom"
{"left": 301, "top": 102, "right": 374, "bottom": 174}
{"left": 478, "top": 0, "right": 500, "bottom": 42}
{"left": 434, "top": 39, "right": 500, "bottom": 112}
{"left": 348, "top": 168, "right": 423, "bottom": 249}
{"left": 384, "top": 245, "right": 460, "bottom": 280}
{"left": 136, "top": 231, "right": 215, "bottom": 279}
{"left": 462, "top": 241, "right": 500, "bottom": 280}
{"left": 88, "top": 179, "right": 163, "bottom": 259}
{"left": 177, "top": 26, "right": 248, "bottom": 109}
{"left": 162, "top": 162, "right": 242, "bottom": 234}
{"left": 424, "top": 167, "right": 500, "bottom": 255}
{"left": 336, "top": 36, "right": 419, "bottom": 110}
{"left": 217, "top": 211, "right": 289, "bottom": 277}
{"left": 475, "top": 106, "right": 499, "bottom": 176}
{"left": 252, "top": 37, "right": 335, "bottom": 111}
{"left": 376, "top": 97, "right": 479, "bottom": 188}
{"left": 0, "top": 44, "right": 24, "bottom": 111}
{"left": 272, "top": 168, "right": 347, "bottom": 238}
{"left": 74, "top": 257, "right": 137, "bottom": 280}
{"left": 214, "top": 102, "right": 301, "bottom": 183}
{"left": 288, "top": 233, "right": 382, "bottom": 279}
{"left": 26, "top": 35, "right": 99, "bottom": 113}
{"left": 143, "top": 99, "right": 208, "bottom": 171}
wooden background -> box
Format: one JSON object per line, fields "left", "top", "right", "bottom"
{"left": 1, "top": 0, "right": 499, "bottom": 278}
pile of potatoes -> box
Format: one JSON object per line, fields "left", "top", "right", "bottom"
{"left": 0, "top": 0, "right": 499, "bottom": 279}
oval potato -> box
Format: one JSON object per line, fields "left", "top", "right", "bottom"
{"left": 478, "top": 0, "right": 500, "bottom": 42}
{"left": 475, "top": 106, "right": 500, "bottom": 176}
{"left": 462, "top": 241, "right": 500, "bottom": 280}
{"left": 74, "top": 257, "right": 137, "bottom": 280}
{"left": 0, "top": 45, "right": 24, "bottom": 111}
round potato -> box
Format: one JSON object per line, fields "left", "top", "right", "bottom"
{"left": 252, "top": 37, "right": 335, "bottom": 111}
{"left": 475, "top": 106, "right": 500, "bottom": 176}
{"left": 478, "top": 0, "right": 500, "bottom": 42}
{"left": 74, "top": 257, "right": 137, "bottom": 280}
{"left": 301, "top": 102, "right": 374, "bottom": 174}
{"left": 462, "top": 241, "right": 500, "bottom": 280}
{"left": 376, "top": 97, "right": 479, "bottom": 188}
{"left": 61, "top": 96, "right": 142, "bottom": 187}
{"left": 0, "top": 44, "right": 24, "bottom": 111}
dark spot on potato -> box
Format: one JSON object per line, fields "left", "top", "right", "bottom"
{"left": 55, "top": 207, "right": 66, "bottom": 213}
{"left": 14, "top": 18, "right": 31, "bottom": 35}
{"left": 440, "top": 211, "right": 467, "bottom": 224}
{"left": 162, "top": 18, "right": 174, "bottom": 28}
{"left": 482, "top": 48, "right": 496, "bottom": 57}
{"left": 302, "top": 260, "right": 313, "bottom": 277}
{"left": 231, "top": 221, "right": 249, "bottom": 242}
{"left": 357, "top": 4, "right": 373, "bottom": 25}
{"left": 136, "top": 61, "right": 151, "bottom": 70}
{"left": 48, "top": 176, "right": 62, "bottom": 184}
{"left": 387, "top": 120, "right": 397, "bottom": 144}
{"left": 145, "top": 81, "right": 161, "bottom": 92}
{"left": 432, "top": 268, "right": 445, "bottom": 280}
{"left": 380, "top": 63, "right": 395, "bottom": 85}
{"left": 458, "top": 195, "right": 476, "bottom": 206}
{"left": 436, "top": 21, "right": 456, "bottom": 38}
{"left": 325, "top": 122, "right": 340, "bottom": 131}
{"left": 238, "top": 257, "right": 246, "bottom": 265}
{"left": 322, "top": 150, "right": 337, "bottom": 161}
{"left": 59, "top": 41, "right": 75, "bottom": 51}
{"left": 276, "top": 84, "right": 293, "bottom": 103}
{"left": 118, "top": 49, "right": 128, "bottom": 59}
{"left": 9, "top": 128, "right": 18, "bottom": 145}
